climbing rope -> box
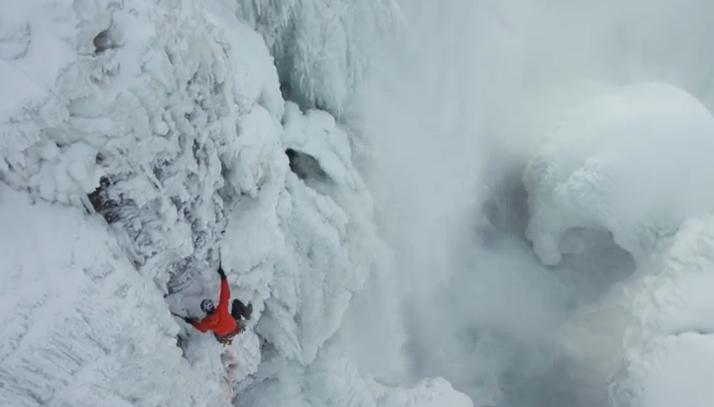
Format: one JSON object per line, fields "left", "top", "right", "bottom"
{"left": 221, "top": 347, "right": 237, "bottom": 404}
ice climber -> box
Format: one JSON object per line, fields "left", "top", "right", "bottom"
{"left": 182, "top": 264, "right": 252, "bottom": 345}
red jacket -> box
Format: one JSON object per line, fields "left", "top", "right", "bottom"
{"left": 191, "top": 278, "right": 238, "bottom": 338}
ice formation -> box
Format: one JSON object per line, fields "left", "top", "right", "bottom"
{"left": 526, "top": 83, "right": 714, "bottom": 406}
{"left": 5, "top": 1, "right": 714, "bottom": 407}
{"left": 0, "top": 0, "right": 469, "bottom": 406}
{"left": 525, "top": 83, "right": 714, "bottom": 266}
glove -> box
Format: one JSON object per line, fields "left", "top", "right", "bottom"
{"left": 217, "top": 264, "right": 226, "bottom": 280}
{"left": 183, "top": 316, "right": 196, "bottom": 324}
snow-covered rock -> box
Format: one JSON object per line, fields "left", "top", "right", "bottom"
{"left": 527, "top": 83, "right": 714, "bottom": 406}
{"left": 525, "top": 82, "right": 714, "bottom": 266}
{"left": 238, "top": 344, "right": 472, "bottom": 407}
{"left": 609, "top": 216, "right": 714, "bottom": 407}
{"left": 557, "top": 214, "right": 714, "bottom": 407}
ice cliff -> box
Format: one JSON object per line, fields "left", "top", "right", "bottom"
{"left": 0, "top": 1, "right": 469, "bottom": 406}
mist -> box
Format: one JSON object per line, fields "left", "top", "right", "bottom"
{"left": 355, "top": 1, "right": 714, "bottom": 406}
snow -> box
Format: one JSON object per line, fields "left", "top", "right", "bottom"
{"left": 601, "top": 216, "right": 714, "bottom": 406}
{"left": 6, "top": 1, "right": 714, "bottom": 407}
{"left": 0, "top": 184, "right": 222, "bottom": 406}
{"left": 239, "top": 345, "right": 471, "bottom": 407}
{"left": 0, "top": 1, "right": 468, "bottom": 406}
{"left": 524, "top": 84, "right": 714, "bottom": 406}
{"left": 235, "top": 0, "right": 402, "bottom": 116}
{"left": 525, "top": 83, "right": 714, "bottom": 266}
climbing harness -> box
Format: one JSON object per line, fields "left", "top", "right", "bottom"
{"left": 216, "top": 335, "right": 233, "bottom": 347}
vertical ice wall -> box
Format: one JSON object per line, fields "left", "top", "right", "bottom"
{"left": 234, "top": 0, "right": 401, "bottom": 116}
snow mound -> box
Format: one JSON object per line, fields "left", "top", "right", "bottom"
{"left": 608, "top": 216, "right": 714, "bottom": 407}
{"left": 555, "top": 214, "right": 714, "bottom": 407}
{"left": 626, "top": 334, "right": 714, "bottom": 407}
{"left": 525, "top": 83, "right": 714, "bottom": 265}
{"left": 529, "top": 83, "right": 714, "bottom": 405}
